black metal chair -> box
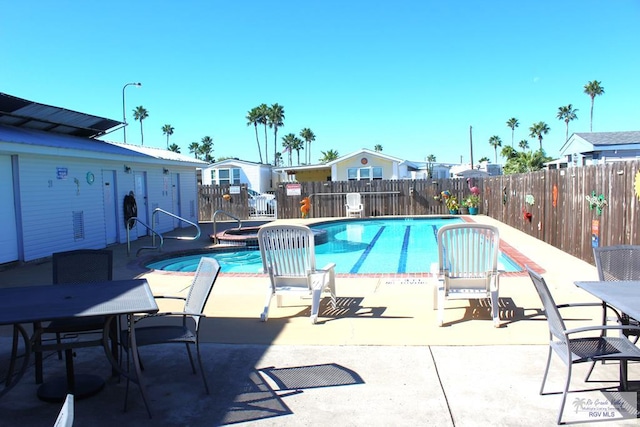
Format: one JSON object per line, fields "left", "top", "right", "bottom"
{"left": 34, "top": 249, "right": 114, "bottom": 401}
{"left": 120, "top": 257, "right": 220, "bottom": 406}
{"left": 593, "top": 245, "right": 640, "bottom": 342}
{"left": 527, "top": 266, "right": 640, "bottom": 424}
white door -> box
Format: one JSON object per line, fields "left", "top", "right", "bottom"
{"left": 171, "top": 173, "right": 181, "bottom": 228}
{"left": 102, "top": 170, "right": 118, "bottom": 244}
{"left": 0, "top": 155, "right": 19, "bottom": 263}
{"left": 133, "top": 171, "right": 148, "bottom": 236}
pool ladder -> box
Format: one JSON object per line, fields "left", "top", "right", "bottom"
{"left": 126, "top": 208, "right": 201, "bottom": 256}
{"left": 211, "top": 210, "right": 242, "bottom": 245}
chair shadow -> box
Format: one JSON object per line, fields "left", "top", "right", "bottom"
{"left": 218, "top": 362, "right": 364, "bottom": 425}
{"left": 216, "top": 369, "right": 293, "bottom": 425}
{"left": 443, "top": 297, "right": 595, "bottom": 327}
{"left": 292, "top": 296, "right": 411, "bottom": 324}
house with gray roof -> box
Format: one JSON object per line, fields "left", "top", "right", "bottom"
{"left": 558, "top": 131, "right": 640, "bottom": 168}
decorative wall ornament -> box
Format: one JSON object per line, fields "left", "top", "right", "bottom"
{"left": 525, "top": 194, "right": 535, "bottom": 205}
{"left": 300, "top": 197, "right": 311, "bottom": 218}
{"left": 552, "top": 185, "right": 558, "bottom": 207}
{"left": 586, "top": 191, "right": 607, "bottom": 215}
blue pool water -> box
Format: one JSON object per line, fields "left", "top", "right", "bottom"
{"left": 146, "top": 218, "right": 522, "bottom": 274}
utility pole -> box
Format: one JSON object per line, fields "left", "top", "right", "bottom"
{"left": 469, "top": 125, "right": 474, "bottom": 169}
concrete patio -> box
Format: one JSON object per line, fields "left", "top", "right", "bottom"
{"left": 1, "top": 216, "right": 639, "bottom": 426}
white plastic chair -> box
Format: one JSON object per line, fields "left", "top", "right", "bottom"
{"left": 433, "top": 223, "right": 500, "bottom": 327}
{"left": 53, "top": 394, "right": 74, "bottom": 427}
{"left": 258, "top": 223, "right": 337, "bottom": 324}
{"left": 345, "top": 193, "right": 363, "bottom": 218}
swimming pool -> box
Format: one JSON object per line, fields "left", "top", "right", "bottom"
{"left": 146, "top": 218, "right": 522, "bottom": 274}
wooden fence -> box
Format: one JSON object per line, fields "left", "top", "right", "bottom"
{"left": 198, "top": 160, "right": 640, "bottom": 265}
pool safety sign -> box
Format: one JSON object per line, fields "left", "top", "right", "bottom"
{"left": 286, "top": 183, "right": 301, "bottom": 196}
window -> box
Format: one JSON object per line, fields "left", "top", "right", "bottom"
{"left": 347, "top": 167, "right": 383, "bottom": 181}
{"left": 217, "top": 168, "right": 240, "bottom": 185}
{"left": 372, "top": 167, "right": 383, "bottom": 180}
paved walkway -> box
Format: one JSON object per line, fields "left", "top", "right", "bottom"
{"left": 0, "top": 217, "right": 639, "bottom": 426}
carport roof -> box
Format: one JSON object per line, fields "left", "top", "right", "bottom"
{"left": 0, "top": 92, "right": 121, "bottom": 138}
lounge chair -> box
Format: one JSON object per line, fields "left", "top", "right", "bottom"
{"left": 593, "top": 245, "right": 640, "bottom": 343}
{"left": 258, "top": 223, "right": 337, "bottom": 323}
{"left": 527, "top": 266, "right": 640, "bottom": 425}
{"left": 433, "top": 223, "right": 500, "bottom": 327}
{"left": 345, "top": 193, "right": 363, "bottom": 218}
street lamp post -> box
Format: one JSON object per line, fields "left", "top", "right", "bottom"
{"left": 122, "top": 82, "right": 142, "bottom": 143}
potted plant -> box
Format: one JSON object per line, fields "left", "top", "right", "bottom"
{"left": 464, "top": 194, "right": 481, "bottom": 215}
{"left": 445, "top": 195, "right": 460, "bottom": 214}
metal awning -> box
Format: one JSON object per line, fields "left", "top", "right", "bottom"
{"left": 0, "top": 92, "right": 122, "bottom": 139}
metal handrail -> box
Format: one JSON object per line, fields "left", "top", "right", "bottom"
{"left": 151, "top": 208, "right": 201, "bottom": 246}
{"left": 126, "top": 218, "right": 164, "bottom": 256}
{"left": 211, "top": 210, "right": 242, "bottom": 244}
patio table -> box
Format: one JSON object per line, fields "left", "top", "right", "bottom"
{"left": 574, "top": 280, "right": 640, "bottom": 390}
{"left": 0, "top": 279, "right": 158, "bottom": 416}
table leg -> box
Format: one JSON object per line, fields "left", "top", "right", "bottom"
{"left": 1, "top": 324, "right": 31, "bottom": 398}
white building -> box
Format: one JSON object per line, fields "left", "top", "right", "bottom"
{"left": 201, "top": 158, "right": 273, "bottom": 193}
{"left": 0, "top": 93, "right": 206, "bottom": 264}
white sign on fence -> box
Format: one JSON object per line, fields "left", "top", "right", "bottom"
{"left": 286, "top": 183, "right": 301, "bottom": 196}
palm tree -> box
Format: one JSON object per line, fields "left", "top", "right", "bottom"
{"left": 488, "top": 135, "right": 502, "bottom": 163}
{"left": 292, "top": 136, "right": 304, "bottom": 165}
{"left": 518, "top": 139, "right": 529, "bottom": 151}
{"left": 529, "top": 121, "right": 550, "bottom": 151}
{"left": 300, "top": 128, "right": 315, "bottom": 164}
{"left": 188, "top": 142, "right": 201, "bottom": 159}
{"left": 506, "top": 118, "right": 519, "bottom": 147}
{"left": 199, "top": 136, "right": 214, "bottom": 163}
{"left": 257, "top": 104, "right": 269, "bottom": 164}
{"left": 268, "top": 103, "right": 285, "bottom": 165}
{"left": 556, "top": 104, "right": 578, "bottom": 143}
{"left": 584, "top": 80, "right": 605, "bottom": 132}
{"left": 500, "top": 145, "right": 517, "bottom": 160}
{"left": 274, "top": 151, "right": 283, "bottom": 167}
{"left": 246, "top": 107, "right": 263, "bottom": 163}
{"left": 426, "top": 154, "right": 436, "bottom": 178}
{"left": 374, "top": 144, "right": 383, "bottom": 152}
{"left": 162, "top": 124, "right": 174, "bottom": 149}
{"left": 282, "top": 133, "right": 296, "bottom": 166}
{"left": 168, "top": 143, "right": 181, "bottom": 153}
{"left": 319, "top": 149, "right": 339, "bottom": 163}
{"left": 133, "top": 106, "right": 149, "bottom": 145}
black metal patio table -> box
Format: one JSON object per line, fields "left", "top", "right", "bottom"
{"left": 0, "top": 279, "right": 158, "bottom": 416}
{"left": 575, "top": 280, "right": 640, "bottom": 389}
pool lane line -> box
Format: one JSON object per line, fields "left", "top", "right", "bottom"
{"left": 349, "top": 226, "right": 386, "bottom": 274}
{"left": 397, "top": 225, "right": 411, "bottom": 273}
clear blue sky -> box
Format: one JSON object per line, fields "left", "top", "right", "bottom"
{"left": 3, "top": 1, "right": 639, "bottom": 165}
